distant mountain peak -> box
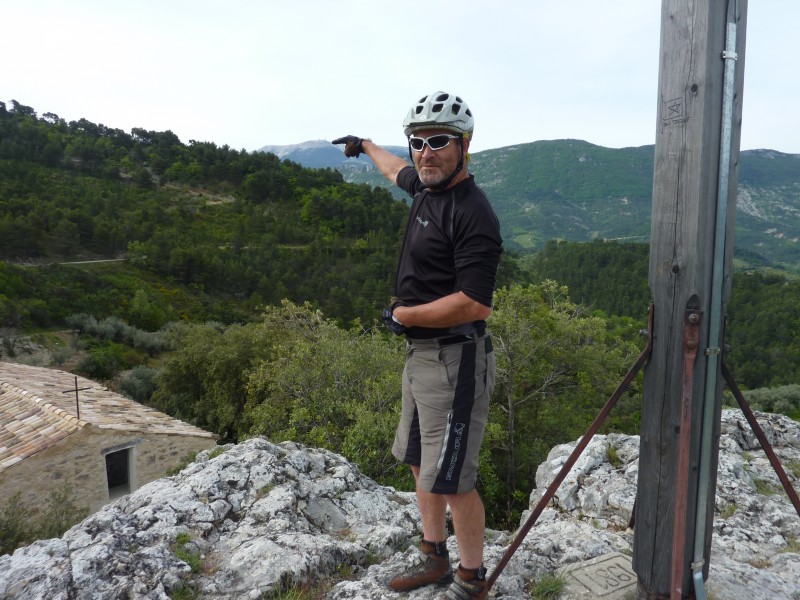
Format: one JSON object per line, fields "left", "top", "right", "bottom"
{"left": 256, "top": 140, "right": 407, "bottom": 171}
{"left": 258, "top": 139, "right": 334, "bottom": 158}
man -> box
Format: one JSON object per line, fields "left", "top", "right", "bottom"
{"left": 333, "top": 91, "right": 502, "bottom": 600}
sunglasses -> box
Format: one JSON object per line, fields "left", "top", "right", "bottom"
{"left": 408, "top": 134, "right": 461, "bottom": 152}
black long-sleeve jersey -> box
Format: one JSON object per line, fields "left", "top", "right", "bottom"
{"left": 395, "top": 166, "right": 503, "bottom": 339}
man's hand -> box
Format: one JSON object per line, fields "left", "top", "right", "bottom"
{"left": 382, "top": 306, "right": 406, "bottom": 336}
{"left": 332, "top": 136, "right": 367, "bottom": 158}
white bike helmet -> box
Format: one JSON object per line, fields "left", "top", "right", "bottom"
{"left": 402, "top": 91, "right": 474, "bottom": 137}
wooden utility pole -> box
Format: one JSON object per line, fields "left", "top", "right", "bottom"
{"left": 633, "top": 1, "right": 748, "bottom": 599}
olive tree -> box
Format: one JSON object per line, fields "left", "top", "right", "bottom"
{"left": 244, "top": 301, "right": 410, "bottom": 487}
{"left": 486, "top": 281, "right": 640, "bottom": 526}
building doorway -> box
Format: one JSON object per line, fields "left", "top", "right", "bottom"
{"left": 105, "top": 448, "right": 131, "bottom": 499}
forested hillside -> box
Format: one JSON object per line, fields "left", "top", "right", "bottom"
{"left": 2, "top": 100, "right": 799, "bottom": 393}
{"left": 0, "top": 100, "right": 408, "bottom": 327}
{"left": 526, "top": 239, "right": 800, "bottom": 395}
{"left": 2, "top": 100, "right": 799, "bottom": 532}
{"left": 478, "top": 141, "right": 800, "bottom": 271}
{"left": 335, "top": 139, "right": 800, "bottom": 271}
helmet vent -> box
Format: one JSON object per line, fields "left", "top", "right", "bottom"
{"left": 435, "top": 93, "right": 449, "bottom": 102}
{"left": 452, "top": 103, "right": 462, "bottom": 115}
{"left": 432, "top": 103, "right": 444, "bottom": 113}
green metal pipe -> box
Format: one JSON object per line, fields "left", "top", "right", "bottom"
{"left": 692, "top": 2, "right": 740, "bottom": 598}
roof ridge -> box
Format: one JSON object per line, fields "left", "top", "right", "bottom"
{"left": 0, "top": 381, "right": 91, "bottom": 429}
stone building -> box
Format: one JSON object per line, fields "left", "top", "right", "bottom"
{"left": 0, "top": 362, "right": 217, "bottom": 516}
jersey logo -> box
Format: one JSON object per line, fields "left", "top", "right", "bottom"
{"left": 416, "top": 216, "right": 429, "bottom": 228}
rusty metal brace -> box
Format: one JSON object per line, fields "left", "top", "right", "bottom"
{"left": 721, "top": 361, "right": 800, "bottom": 518}
{"left": 485, "top": 304, "right": 654, "bottom": 594}
{"left": 670, "top": 309, "right": 703, "bottom": 600}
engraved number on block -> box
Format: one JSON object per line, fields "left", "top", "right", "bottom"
{"left": 591, "top": 564, "right": 635, "bottom": 590}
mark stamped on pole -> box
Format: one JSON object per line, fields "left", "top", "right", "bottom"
{"left": 661, "top": 94, "right": 689, "bottom": 131}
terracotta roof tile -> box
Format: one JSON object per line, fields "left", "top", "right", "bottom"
{"left": 0, "top": 362, "right": 216, "bottom": 472}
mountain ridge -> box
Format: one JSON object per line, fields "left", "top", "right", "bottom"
{"left": 261, "top": 139, "right": 800, "bottom": 271}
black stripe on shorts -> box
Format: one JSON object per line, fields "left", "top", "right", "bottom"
{"left": 431, "top": 340, "right": 477, "bottom": 494}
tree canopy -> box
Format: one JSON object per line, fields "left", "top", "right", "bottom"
{"left": 2, "top": 101, "right": 799, "bottom": 534}
{"left": 0, "top": 101, "right": 408, "bottom": 326}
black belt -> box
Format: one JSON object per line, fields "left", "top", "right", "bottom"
{"left": 408, "top": 324, "right": 486, "bottom": 347}
{"left": 438, "top": 331, "right": 485, "bottom": 346}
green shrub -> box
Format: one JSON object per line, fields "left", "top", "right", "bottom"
{"left": 169, "top": 581, "right": 200, "bottom": 600}
{"left": 66, "top": 313, "right": 169, "bottom": 356}
{"left": 172, "top": 533, "right": 203, "bottom": 574}
{"left": 0, "top": 480, "right": 87, "bottom": 555}
{"left": 528, "top": 573, "right": 566, "bottom": 599}
{"left": 77, "top": 341, "right": 144, "bottom": 379}
{"left": 119, "top": 365, "right": 160, "bottom": 402}
{"left": 607, "top": 443, "right": 622, "bottom": 468}
{"left": 36, "top": 479, "right": 88, "bottom": 540}
{"left": 166, "top": 451, "right": 199, "bottom": 476}
{"left": 0, "top": 492, "right": 32, "bottom": 555}
{"left": 744, "top": 384, "right": 800, "bottom": 416}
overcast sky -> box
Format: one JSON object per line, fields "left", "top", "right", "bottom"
{"left": 4, "top": 1, "right": 798, "bottom": 154}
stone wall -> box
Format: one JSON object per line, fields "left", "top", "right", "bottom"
{"left": 0, "top": 426, "right": 217, "bottom": 516}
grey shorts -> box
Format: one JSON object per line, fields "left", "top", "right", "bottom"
{"left": 392, "top": 333, "right": 495, "bottom": 495}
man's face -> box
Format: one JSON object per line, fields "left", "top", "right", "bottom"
{"left": 409, "top": 129, "right": 468, "bottom": 188}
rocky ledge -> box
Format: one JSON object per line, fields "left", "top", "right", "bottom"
{"left": 1, "top": 409, "right": 798, "bottom": 599}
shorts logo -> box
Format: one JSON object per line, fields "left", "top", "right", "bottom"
{"left": 416, "top": 216, "right": 429, "bottom": 228}
{"left": 445, "top": 422, "right": 467, "bottom": 481}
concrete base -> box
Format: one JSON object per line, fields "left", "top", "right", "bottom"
{"left": 557, "top": 552, "right": 638, "bottom": 599}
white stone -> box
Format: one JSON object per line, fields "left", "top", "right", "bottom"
{"left": 0, "top": 410, "right": 797, "bottom": 599}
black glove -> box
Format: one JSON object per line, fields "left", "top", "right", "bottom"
{"left": 382, "top": 307, "right": 407, "bottom": 336}
{"left": 382, "top": 297, "right": 408, "bottom": 335}
{"left": 332, "top": 135, "right": 366, "bottom": 158}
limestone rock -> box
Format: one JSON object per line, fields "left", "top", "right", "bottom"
{"left": 0, "top": 410, "right": 798, "bottom": 599}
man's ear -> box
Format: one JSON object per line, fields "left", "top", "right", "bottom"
{"left": 461, "top": 136, "right": 471, "bottom": 156}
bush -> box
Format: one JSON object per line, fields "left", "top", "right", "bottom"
{"left": 36, "top": 480, "right": 88, "bottom": 540}
{"left": 528, "top": 573, "right": 567, "bottom": 599}
{"left": 129, "top": 328, "right": 169, "bottom": 355}
{"left": 77, "top": 341, "right": 144, "bottom": 380}
{"left": 739, "top": 384, "right": 800, "bottom": 418}
{"left": 0, "top": 492, "right": 31, "bottom": 555}
{"left": 0, "top": 480, "right": 87, "bottom": 556}
{"left": 66, "top": 313, "right": 169, "bottom": 356}
{"left": 95, "top": 316, "right": 128, "bottom": 342}
{"left": 245, "top": 302, "right": 407, "bottom": 485}
{"left": 65, "top": 312, "right": 99, "bottom": 333}
{"left": 120, "top": 365, "right": 160, "bottom": 402}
